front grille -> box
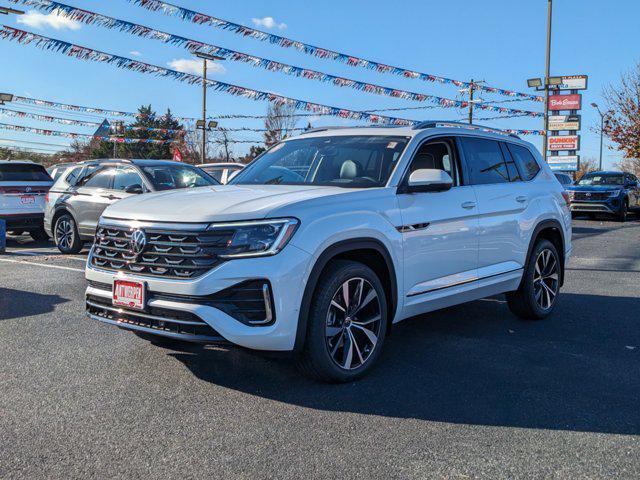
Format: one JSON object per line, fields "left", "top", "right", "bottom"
{"left": 573, "top": 191, "right": 611, "bottom": 201}
{"left": 86, "top": 294, "right": 225, "bottom": 342}
{"left": 91, "top": 225, "right": 232, "bottom": 279}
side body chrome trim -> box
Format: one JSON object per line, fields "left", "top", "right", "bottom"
{"left": 396, "top": 222, "right": 430, "bottom": 233}
{"left": 407, "top": 267, "right": 523, "bottom": 297}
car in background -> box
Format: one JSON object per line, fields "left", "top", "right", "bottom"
{"left": 566, "top": 171, "right": 639, "bottom": 221}
{"left": 198, "top": 162, "right": 245, "bottom": 184}
{"left": 0, "top": 160, "right": 53, "bottom": 241}
{"left": 47, "top": 163, "right": 75, "bottom": 183}
{"left": 554, "top": 172, "right": 574, "bottom": 188}
{"left": 45, "top": 159, "right": 218, "bottom": 253}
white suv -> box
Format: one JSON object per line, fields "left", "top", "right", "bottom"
{"left": 85, "top": 122, "right": 572, "bottom": 382}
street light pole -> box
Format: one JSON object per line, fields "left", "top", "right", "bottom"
{"left": 592, "top": 103, "right": 605, "bottom": 171}
{"left": 201, "top": 58, "right": 207, "bottom": 164}
{"left": 543, "top": 0, "right": 553, "bottom": 162}
{"left": 195, "top": 52, "right": 225, "bottom": 164}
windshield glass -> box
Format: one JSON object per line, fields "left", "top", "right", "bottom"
{"left": 141, "top": 164, "right": 217, "bottom": 190}
{"left": 0, "top": 163, "right": 51, "bottom": 182}
{"left": 577, "top": 174, "right": 624, "bottom": 186}
{"left": 232, "top": 135, "right": 410, "bottom": 188}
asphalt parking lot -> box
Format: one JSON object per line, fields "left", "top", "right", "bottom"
{"left": 1, "top": 216, "right": 639, "bottom": 479}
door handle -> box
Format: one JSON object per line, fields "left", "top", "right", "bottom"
{"left": 461, "top": 201, "right": 476, "bottom": 210}
{"left": 516, "top": 195, "right": 528, "bottom": 203}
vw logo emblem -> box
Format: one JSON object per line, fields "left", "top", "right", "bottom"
{"left": 586, "top": 192, "right": 591, "bottom": 197}
{"left": 130, "top": 229, "right": 147, "bottom": 255}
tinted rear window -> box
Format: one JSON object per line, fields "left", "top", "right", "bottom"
{"left": 506, "top": 144, "right": 540, "bottom": 181}
{"left": 0, "top": 163, "right": 51, "bottom": 182}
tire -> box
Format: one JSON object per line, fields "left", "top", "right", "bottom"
{"left": 296, "top": 260, "right": 388, "bottom": 383}
{"left": 617, "top": 200, "right": 628, "bottom": 222}
{"left": 507, "top": 239, "right": 561, "bottom": 320}
{"left": 54, "top": 213, "right": 83, "bottom": 254}
{"left": 30, "top": 227, "right": 50, "bottom": 242}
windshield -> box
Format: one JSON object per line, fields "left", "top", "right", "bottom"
{"left": 0, "top": 163, "right": 51, "bottom": 182}
{"left": 141, "top": 164, "right": 217, "bottom": 191}
{"left": 232, "top": 135, "right": 410, "bottom": 188}
{"left": 577, "top": 174, "right": 624, "bottom": 186}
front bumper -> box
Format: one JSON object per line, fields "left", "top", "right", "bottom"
{"left": 570, "top": 200, "right": 620, "bottom": 214}
{"left": 85, "top": 243, "right": 312, "bottom": 351}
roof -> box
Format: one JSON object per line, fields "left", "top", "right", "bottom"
{"left": 198, "top": 162, "right": 245, "bottom": 168}
{"left": 74, "top": 158, "right": 187, "bottom": 167}
{"left": 586, "top": 170, "right": 624, "bottom": 175}
{"left": 293, "top": 121, "right": 526, "bottom": 144}
{"left": 0, "top": 160, "right": 36, "bottom": 165}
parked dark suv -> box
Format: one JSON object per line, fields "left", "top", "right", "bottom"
{"left": 566, "top": 171, "right": 639, "bottom": 221}
{"left": 44, "top": 159, "right": 217, "bottom": 253}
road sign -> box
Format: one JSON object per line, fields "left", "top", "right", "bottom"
{"left": 556, "top": 75, "right": 588, "bottom": 90}
{"left": 548, "top": 135, "right": 580, "bottom": 151}
{"left": 548, "top": 156, "right": 579, "bottom": 172}
{"left": 548, "top": 114, "right": 581, "bottom": 131}
{"left": 549, "top": 94, "right": 582, "bottom": 111}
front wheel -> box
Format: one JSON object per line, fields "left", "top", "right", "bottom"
{"left": 507, "top": 239, "right": 561, "bottom": 320}
{"left": 54, "top": 214, "right": 83, "bottom": 254}
{"left": 296, "top": 260, "right": 388, "bottom": 383}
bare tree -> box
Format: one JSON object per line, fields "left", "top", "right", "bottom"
{"left": 576, "top": 157, "right": 598, "bottom": 181}
{"left": 213, "top": 129, "right": 234, "bottom": 162}
{"left": 602, "top": 63, "right": 640, "bottom": 174}
{"left": 264, "top": 102, "right": 298, "bottom": 146}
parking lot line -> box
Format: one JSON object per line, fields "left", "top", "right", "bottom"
{"left": 0, "top": 258, "right": 85, "bottom": 273}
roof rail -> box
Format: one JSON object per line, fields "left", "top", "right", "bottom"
{"left": 299, "top": 125, "right": 404, "bottom": 135}
{"left": 413, "top": 121, "right": 520, "bottom": 139}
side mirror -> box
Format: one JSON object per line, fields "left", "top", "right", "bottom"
{"left": 629, "top": 181, "right": 638, "bottom": 188}
{"left": 124, "top": 184, "right": 144, "bottom": 194}
{"left": 403, "top": 169, "right": 453, "bottom": 193}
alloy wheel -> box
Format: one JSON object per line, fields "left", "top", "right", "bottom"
{"left": 55, "top": 219, "right": 74, "bottom": 250}
{"left": 325, "top": 277, "right": 382, "bottom": 370}
{"left": 533, "top": 249, "right": 559, "bottom": 310}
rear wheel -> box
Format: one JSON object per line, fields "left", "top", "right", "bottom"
{"left": 54, "top": 214, "right": 83, "bottom": 254}
{"left": 297, "top": 260, "right": 388, "bottom": 383}
{"left": 507, "top": 239, "right": 561, "bottom": 320}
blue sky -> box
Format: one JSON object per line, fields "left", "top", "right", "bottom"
{"left": 1, "top": 0, "right": 639, "bottom": 167}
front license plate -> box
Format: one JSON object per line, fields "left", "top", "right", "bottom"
{"left": 113, "top": 279, "right": 146, "bottom": 310}
{"left": 20, "top": 195, "right": 35, "bottom": 205}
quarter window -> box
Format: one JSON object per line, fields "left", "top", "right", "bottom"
{"left": 460, "top": 137, "right": 509, "bottom": 185}
{"left": 506, "top": 144, "right": 540, "bottom": 181}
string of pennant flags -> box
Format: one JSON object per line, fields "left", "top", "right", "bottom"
{"left": 120, "top": 0, "right": 543, "bottom": 103}
{"left": 7, "top": 0, "right": 544, "bottom": 119}
{"left": 0, "top": 27, "right": 545, "bottom": 136}
{"left": 0, "top": 122, "right": 175, "bottom": 144}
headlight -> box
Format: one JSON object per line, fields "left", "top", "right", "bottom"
{"left": 207, "top": 218, "right": 299, "bottom": 259}
{"left": 566, "top": 190, "right": 575, "bottom": 200}
{"left": 608, "top": 190, "right": 622, "bottom": 197}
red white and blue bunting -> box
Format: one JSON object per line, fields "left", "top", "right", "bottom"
{"left": 0, "top": 27, "right": 544, "bottom": 136}
{"left": 0, "top": 106, "right": 100, "bottom": 127}
{"left": 8, "top": 0, "right": 544, "bottom": 118}
{"left": 0, "top": 122, "right": 176, "bottom": 144}
{"left": 121, "top": 0, "right": 543, "bottom": 103}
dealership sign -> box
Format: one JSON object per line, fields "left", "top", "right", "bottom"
{"left": 548, "top": 135, "right": 580, "bottom": 151}
{"left": 548, "top": 114, "right": 581, "bottom": 131}
{"left": 556, "top": 75, "right": 588, "bottom": 90}
{"left": 548, "top": 156, "right": 579, "bottom": 172}
{"left": 549, "top": 94, "right": 582, "bottom": 111}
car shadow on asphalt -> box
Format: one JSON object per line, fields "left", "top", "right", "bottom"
{"left": 169, "top": 292, "right": 640, "bottom": 436}
{"left": 0, "top": 287, "right": 70, "bottom": 320}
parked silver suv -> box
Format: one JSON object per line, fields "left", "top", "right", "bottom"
{"left": 45, "top": 159, "right": 217, "bottom": 253}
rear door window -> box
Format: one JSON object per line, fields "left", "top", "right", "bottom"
{"left": 505, "top": 144, "right": 540, "bottom": 181}
{"left": 460, "top": 137, "right": 509, "bottom": 185}
{"left": 0, "top": 163, "right": 51, "bottom": 182}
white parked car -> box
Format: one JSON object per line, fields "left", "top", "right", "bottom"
{"left": 85, "top": 122, "right": 572, "bottom": 382}
{"left": 0, "top": 160, "right": 53, "bottom": 240}
{"left": 198, "top": 162, "right": 245, "bottom": 184}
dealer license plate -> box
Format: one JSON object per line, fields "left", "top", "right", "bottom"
{"left": 113, "top": 279, "right": 146, "bottom": 310}
{"left": 20, "top": 195, "right": 36, "bottom": 205}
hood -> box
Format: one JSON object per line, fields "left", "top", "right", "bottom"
{"left": 567, "top": 184, "right": 622, "bottom": 192}
{"left": 102, "top": 184, "right": 350, "bottom": 223}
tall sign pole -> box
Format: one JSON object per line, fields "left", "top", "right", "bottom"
{"left": 543, "top": 0, "right": 553, "bottom": 161}
{"left": 201, "top": 58, "right": 207, "bottom": 164}
{"left": 468, "top": 79, "right": 474, "bottom": 125}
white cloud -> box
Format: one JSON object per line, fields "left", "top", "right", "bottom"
{"left": 252, "top": 16, "right": 287, "bottom": 30}
{"left": 129, "top": 51, "right": 142, "bottom": 57}
{"left": 167, "top": 58, "right": 226, "bottom": 75}
{"left": 17, "top": 10, "right": 81, "bottom": 31}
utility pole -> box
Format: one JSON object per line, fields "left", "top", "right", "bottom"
{"left": 591, "top": 102, "right": 605, "bottom": 171}
{"left": 542, "top": 0, "right": 553, "bottom": 161}
{"left": 195, "top": 52, "right": 225, "bottom": 164}
{"left": 468, "top": 79, "right": 474, "bottom": 124}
